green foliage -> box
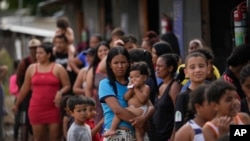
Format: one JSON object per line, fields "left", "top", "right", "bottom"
{"left": 0, "top": 48, "right": 13, "bottom": 96}
{"left": 7, "top": 0, "right": 46, "bottom": 15}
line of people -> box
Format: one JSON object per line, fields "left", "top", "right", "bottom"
{"left": 3, "top": 16, "right": 250, "bottom": 141}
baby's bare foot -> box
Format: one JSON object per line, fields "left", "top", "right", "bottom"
{"left": 103, "top": 130, "right": 116, "bottom": 137}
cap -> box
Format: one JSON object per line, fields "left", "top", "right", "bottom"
{"left": 82, "top": 48, "right": 96, "bottom": 56}
{"left": 28, "top": 39, "right": 41, "bottom": 48}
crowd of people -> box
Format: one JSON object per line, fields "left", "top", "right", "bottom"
{"left": 0, "top": 16, "right": 250, "bottom": 141}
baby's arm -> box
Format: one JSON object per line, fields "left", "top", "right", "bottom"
{"left": 65, "top": 27, "right": 74, "bottom": 44}
{"left": 124, "top": 87, "right": 134, "bottom": 101}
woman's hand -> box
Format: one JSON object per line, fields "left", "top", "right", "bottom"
{"left": 54, "top": 91, "right": 62, "bottom": 108}
{"left": 12, "top": 104, "right": 19, "bottom": 115}
{"left": 130, "top": 115, "right": 146, "bottom": 128}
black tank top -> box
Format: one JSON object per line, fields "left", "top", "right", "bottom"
{"left": 148, "top": 79, "right": 175, "bottom": 141}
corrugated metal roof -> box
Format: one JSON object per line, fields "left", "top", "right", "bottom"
{"left": 0, "top": 16, "right": 56, "bottom": 37}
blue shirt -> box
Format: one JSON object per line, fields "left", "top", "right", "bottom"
{"left": 77, "top": 52, "right": 89, "bottom": 67}
{"left": 98, "top": 78, "right": 133, "bottom": 130}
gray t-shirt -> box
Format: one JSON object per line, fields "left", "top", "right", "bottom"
{"left": 67, "top": 122, "right": 92, "bottom": 141}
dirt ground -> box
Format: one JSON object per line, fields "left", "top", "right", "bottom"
{"left": 3, "top": 95, "right": 17, "bottom": 141}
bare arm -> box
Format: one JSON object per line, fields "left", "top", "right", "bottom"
{"left": 69, "top": 57, "right": 83, "bottom": 74}
{"left": 98, "top": 56, "right": 107, "bottom": 74}
{"left": 130, "top": 100, "right": 154, "bottom": 128}
{"left": 54, "top": 64, "right": 71, "bottom": 107}
{"left": 91, "top": 118, "right": 104, "bottom": 137}
{"left": 13, "top": 65, "right": 33, "bottom": 111}
{"left": 73, "top": 68, "right": 87, "bottom": 95}
{"left": 133, "top": 85, "right": 150, "bottom": 104}
{"left": 169, "top": 81, "right": 181, "bottom": 106}
{"left": 203, "top": 123, "right": 217, "bottom": 141}
{"left": 57, "top": 64, "right": 71, "bottom": 94}
{"left": 63, "top": 116, "right": 70, "bottom": 139}
{"left": 65, "top": 27, "right": 74, "bottom": 44}
{"left": 16, "top": 60, "right": 26, "bottom": 88}
{"left": 85, "top": 67, "right": 94, "bottom": 97}
{"left": 105, "top": 96, "right": 136, "bottom": 122}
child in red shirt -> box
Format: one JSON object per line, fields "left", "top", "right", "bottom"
{"left": 85, "top": 96, "right": 104, "bottom": 141}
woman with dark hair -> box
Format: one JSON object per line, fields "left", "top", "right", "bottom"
{"left": 152, "top": 41, "right": 174, "bottom": 67}
{"left": 141, "top": 30, "right": 160, "bottom": 53}
{"left": 151, "top": 41, "right": 174, "bottom": 85}
{"left": 149, "top": 54, "right": 181, "bottom": 141}
{"left": 160, "top": 32, "right": 180, "bottom": 56}
{"left": 120, "top": 34, "right": 138, "bottom": 51}
{"left": 85, "top": 41, "right": 110, "bottom": 126}
{"left": 13, "top": 42, "right": 71, "bottom": 141}
{"left": 99, "top": 47, "right": 153, "bottom": 141}
{"left": 222, "top": 43, "right": 250, "bottom": 99}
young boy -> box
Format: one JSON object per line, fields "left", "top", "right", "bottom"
{"left": 67, "top": 95, "right": 91, "bottom": 141}
{"left": 86, "top": 96, "right": 104, "bottom": 141}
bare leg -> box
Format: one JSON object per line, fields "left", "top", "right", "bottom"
{"left": 32, "top": 124, "right": 48, "bottom": 141}
{"left": 103, "top": 115, "right": 121, "bottom": 137}
{"left": 126, "top": 107, "right": 144, "bottom": 141}
{"left": 135, "top": 127, "right": 144, "bottom": 141}
{"left": 48, "top": 123, "right": 62, "bottom": 141}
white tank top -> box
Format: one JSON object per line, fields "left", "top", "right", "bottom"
{"left": 188, "top": 120, "right": 205, "bottom": 141}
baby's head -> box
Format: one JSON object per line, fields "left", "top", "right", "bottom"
{"left": 129, "top": 61, "right": 150, "bottom": 86}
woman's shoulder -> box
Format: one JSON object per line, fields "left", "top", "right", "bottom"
{"left": 172, "top": 80, "right": 182, "bottom": 88}
{"left": 99, "top": 77, "right": 109, "bottom": 83}
{"left": 54, "top": 63, "right": 66, "bottom": 71}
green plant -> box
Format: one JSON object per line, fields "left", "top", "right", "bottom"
{"left": 0, "top": 48, "right": 13, "bottom": 96}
